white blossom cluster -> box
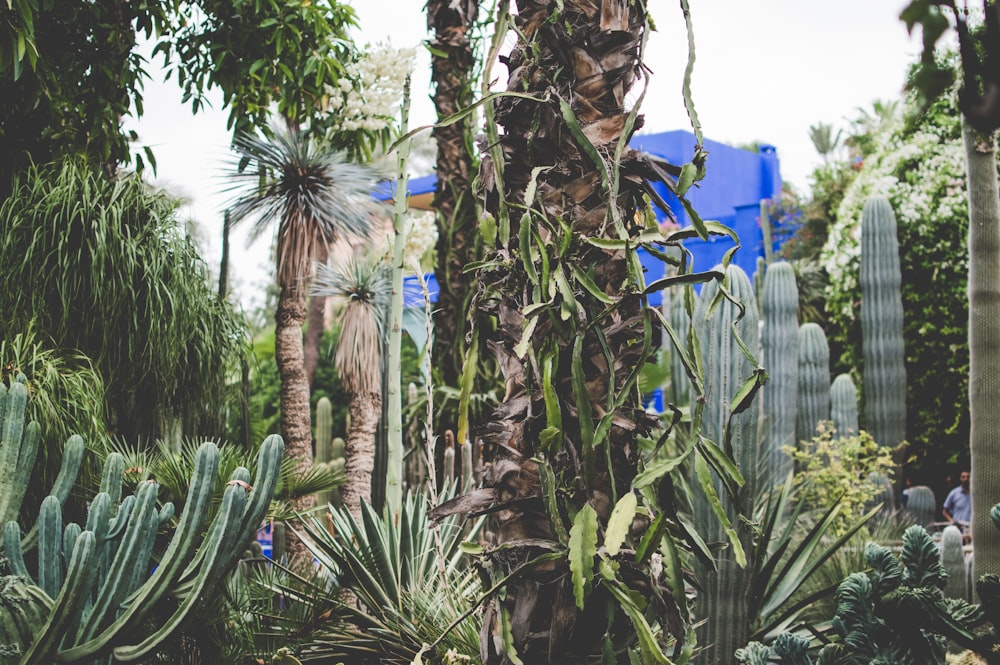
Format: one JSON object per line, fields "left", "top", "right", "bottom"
{"left": 326, "top": 43, "right": 417, "bottom": 133}
{"left": 402, "top": 209, "right": 439, "bottom": 273}
{"left": 820, "top": 108, "right": 968, "bottom": 322}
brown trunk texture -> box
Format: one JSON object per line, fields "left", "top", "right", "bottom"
{"left": 340, "top": 391, "right": 382, "bottom": 522}
{"left": 275, "top": 290, "right": 317, "bottom": 559}
{"left": 429, "top": 0, "right": 481, "bottom": 392}
{"left": 428, "top": 1, "right": 678, "bottom": 663}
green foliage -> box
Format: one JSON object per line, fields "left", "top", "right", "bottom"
{"left": 0, "top": 0, "right": 376, "bottom": 191}
{"left": 0, "top": 158, "right": 250, "bottom": 442}
{"left": 1, "top": 385, "right": 285, "bottom": 663}
{"left": 248, "top": 489, "right": 483, "bottom": 664}
{"left": 821, "top": 82, "right": 973, "bottom": 481}
{"left": 788, "top": 423, "right": 897, "bottom": 536}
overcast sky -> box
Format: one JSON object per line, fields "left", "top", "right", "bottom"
{"left": 130, "top": 0, "right": 922, "bottom": 312}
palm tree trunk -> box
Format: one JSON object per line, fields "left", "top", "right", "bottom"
{"left": 429, "top": 0, "right": 480, "bottom": 392}
{"left": 275, "top": 289, "right": 317, "bottom": 559}
{"left": 964, "top": 120, "right": 1000, "bottom": 583}
{"left": 341, "top": 391, "right": 382, "bottom": 521}
{"left": 304, "top": 244, "right": 329, "bottom": 388}
{"left": 429, "top": 2, "right": 675, "bottom": 662}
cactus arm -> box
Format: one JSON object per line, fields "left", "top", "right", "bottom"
{"left": 37, "top": 496, "right": 64, "bottom": 599}
{"left": 111, "top": 480, "right": 248, "bottom": 663}
{"left": 104, "top": 495, "right": 135, "bottom": 542}
{"left": 19, "top": 531, "right": 98, "bottom": 665}
{"left": 217, "top": 435, "right": 284, "bottom": 574}
{"left": 157, "top": 502, "right": 174, "bottom": 526}
{"left": 1, "top": 422, "right": 39, "bottom": 527}
{"left": 48, "top": 435, "right": 85, "bottom": 506}
{"left": 761, "top": 261, "right": 799, "bottom": 480}
{"left": 2, "top": 521, "right": 32, "bottom": 581}
{"left": 98, "top": 453, "right": 125, "bottom": 510}
{"left": 58, "top": 442, "right": 220, "bottom": 661}
{"left": 75, "top": 482, "right": 160, "bottom": 644}
{"left": 0, "top": 383, "right": 31, "bottom": 523}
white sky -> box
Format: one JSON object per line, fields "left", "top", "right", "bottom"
{"left": 130, "top": 0, "right": 922, "bottom": 313}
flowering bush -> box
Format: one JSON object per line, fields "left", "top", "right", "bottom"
{"left": 401, "top": 209, "right": 439, "bottom": 273}
{"left": 817, "top": 75, "right": 978, "bottom": 483}
{"left": 787, "top": 422, "right": 897, "bottom": 535}
{"left": 325, "top": 43, "right": 417, "bottom": 136}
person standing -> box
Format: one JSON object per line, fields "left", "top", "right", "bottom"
{"left": 943, "top": 470, "right": 972, "bottom": 529}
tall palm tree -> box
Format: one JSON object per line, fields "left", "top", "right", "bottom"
{"left": 431, "top": 2, "right": 687, "bottom": 662}
{"left": 428, "top": 0, "right": 481, "bottom": 392}
{"left": 312, "top": 251, "right": 391, "bottom": 520}
{"left": 228, "top": 129, "right": 378, "bottom": 490}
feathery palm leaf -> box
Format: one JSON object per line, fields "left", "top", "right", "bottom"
{"left": 312, "top": 251, "right": 392, "bottom": 396}
{"left": 227, "top": 129, "right": 381, "bottom": 296}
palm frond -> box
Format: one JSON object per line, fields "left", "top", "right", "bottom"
{"left": 312, "top": 250, "right": 393, "bottom": 395}
{"left": 226, "top": 129, "right": 382, "bottom": 294}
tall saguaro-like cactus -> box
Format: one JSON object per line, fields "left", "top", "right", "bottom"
{"left": 796, "top": 323, "right": 831, "bottom": 446}
{"left": 760, "top": 261, "right": 799, "bottom": 479}
{"left": 860, "top": 196, "right": 907, "bottom": 450}
{"left": 693, "top": 264, "right": 760, "bottom": 665}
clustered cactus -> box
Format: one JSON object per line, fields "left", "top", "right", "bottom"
{"left": 739, "top": 514, "right": 1000, "bottom": 664}
{"left": 0, "top": 376, "right": 284, "bottom": 664}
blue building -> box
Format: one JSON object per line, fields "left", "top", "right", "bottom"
{"left": 380, "top": 129, "right": 784, "bottom": 310}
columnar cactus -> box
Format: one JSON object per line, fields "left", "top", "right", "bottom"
{"left": 0, "top": 384, "right": 285, "bottom": 664}
{"left": 760, "top": 261, "right": 799, "bottom": 480}
{"left": 693, "top": 264, "right": 760, "bottom": 665}
{"left": 860, "top": 196, "right": 907, "bottom": 450}
{"left": 667, "top": 290, "right": 693, "bottom": 409}
{"left": 830, "top": 373, "right": 859, "bottom": 438}
{"left": 313, "top": 397, "right": 344, "bottom": 509}
{"left": 904, "top": 485, "right": 937, "bottom": 528}
{"left": 940, "top": 524, "right": 969, "bottom": 601}
{"left": 796, "top": 323, "right": 831, "bottom": 446}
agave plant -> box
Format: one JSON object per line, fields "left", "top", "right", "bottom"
{"left": 241, "top": 487, "right": 482, "bottom": 664}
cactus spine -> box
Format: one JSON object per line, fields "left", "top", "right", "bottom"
{"left": 693, "top": 264, "right": 760, "bottom": 665}
{"left": 860, "top": 196, "right": 907, "bottom": 450}
{"left": 830, "top": 373, "right": 859, "bottom": 438}
{"left": 760, "top": 261, "right": 799, "bottom": 480}
{"left": 796, "top": 323, "right": 831, "bottom": 446}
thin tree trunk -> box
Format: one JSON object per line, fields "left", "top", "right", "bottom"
{"left": 429, "top": 0, "right": 480, "bottom": 392}
{"left": 964, "top": 120, "right": 1000, "bottom": 584}
{"left": 218, "top": 210, "right": 231, "bottom": 300}
{"left": 341, "top": 392, "right": 382, "bottom": 521}
{"left": 304, "top": 244, "right": 329, "bottom": 388}
{"left": 275, "top": 290, "right": 317, "bottom": 558}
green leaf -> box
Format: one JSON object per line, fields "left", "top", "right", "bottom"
{"left": 569, "top": 503, "right": 599, "bottom": 609}
{"left": 694, "top": 452, "right": 745, "bottom": 567}
{"left": 604, "top": 492, "right": 637, "bottom": 557}
{"left": 676, "top": 161, "right": 697, "bottom": 196}
{"left": 634, "top": 438, "right": 694, "bottom": 489}
{"left": 460, "top": 541, "right": 484, "bottom": 555}
{"left": 570, "top": 264, "right": 615, "bottom": 304}
{"left": 605, "top": 579, "right": 674, "bottom": 664}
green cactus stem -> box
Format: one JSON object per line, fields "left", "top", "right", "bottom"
{"left": 860, "top": 196, "right": 906, "bottom": 450}
{"left": 830, "top": 373, "right": 859, "bottom": 439}
{"left": 760, "top": 261, "right": 799, "bottom": 480}
{"left": 903, "top": 485, "right": 936, "bottom": 528}
{"left": 796, "top": 323, "right": 830, "bottom": 446}
{"left": 693, "top": 264, "right": 760, "bottom": 665}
